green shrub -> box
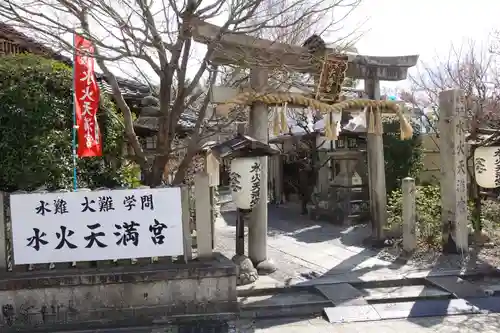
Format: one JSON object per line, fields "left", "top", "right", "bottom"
{"left": 387, "top": 184, "right": 479, "bottom": 248}
{"left": 0, "top": 53, "right": 135, "bottom": 191}
{"left": 387, "top": 185, "right": 442, "bottom": 248}
{"left": 383, "top": 117, "right": 424, "bottom": 194}
{"left": 481, "top": 199, "right": 500, "bottom": 225}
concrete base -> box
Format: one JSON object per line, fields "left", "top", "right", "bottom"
{"left": 0, "top": 253, "right": 237, "bottom": 332}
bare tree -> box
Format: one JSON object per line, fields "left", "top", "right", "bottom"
{"left": 408, "top": 41, "right": 500, "bottom": 134}
{"left": 0, "top": 0, "right": 362, "bottom": 186}
{"left": 402, "top": 41, "right": 500, "bottom": 233}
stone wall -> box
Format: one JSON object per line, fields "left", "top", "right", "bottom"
{"left": 0, "top": 252, "right": 237, "bottom": 332}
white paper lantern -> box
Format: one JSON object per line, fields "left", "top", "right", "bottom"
{"left": 474, "top": 146, "right": 500, "bottom": 188}
{"left": 230, "top": 157, "right": 261, "bottom": 209}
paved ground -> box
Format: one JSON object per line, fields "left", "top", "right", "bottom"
{"left": 57, "top": 201, "right": 500, "bottom": 332}
{"left": 216, "top": 202, "right": 436, "bottom": 284}
{"left": 57, "top": 313, "right": 500, "bottom": 332}
{"left": 234, "top": 313, "right": 500, "bottom": 332}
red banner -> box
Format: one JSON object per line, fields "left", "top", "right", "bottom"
{"left": 74, "top": 34, "right": 102, "bottom": 157}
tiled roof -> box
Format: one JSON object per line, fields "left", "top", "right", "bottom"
{"left": 0, "top": 22, "right": 151, "bottom": 99}
{"left": 95, "top": 74, "right": 151, "bottom": 99}
{"left": 1, "top": 22, "right": 207, "bottom": 130}
{"left": 0, "top": 22, "right": 72, "bottom": 65}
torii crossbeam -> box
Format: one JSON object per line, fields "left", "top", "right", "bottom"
{"left": 191, "top": 18, "right": 418, "bottom": 80}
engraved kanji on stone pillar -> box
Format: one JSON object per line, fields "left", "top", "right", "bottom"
{"left": 438, "top": 89, "right": 468, "bottom": 253}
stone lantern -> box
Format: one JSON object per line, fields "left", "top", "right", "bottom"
{"left": 211, "top": 134, "right": 279, "bottom": 285}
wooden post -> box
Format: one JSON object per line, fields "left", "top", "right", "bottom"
{"left": 276, "top": 153, "right": 284, "bottom": 204}
{"left": 402, "top": 177, "right": 417, "bottom": 253}
{"left": 181, "top": 186, "right": 192, "bottom": 262}
{"left": 194, "top": 172, "right": 213, "bottom": 259}
{"left": 235, "top": 121, "right": 246, "bottom": 257}
{"left": 0, "top": 192, "right": 7, "bottom": 271}
{"left": 248, "top": 67, "right": 275, "bottom": 273}
{"left": 235, "top": 210, "right": 245, "bottom": 256}
{"left": 439, "top": 89, "right": 468, "bottom": 253}
{"left": 269, "top": 153, "right": 284, "bottom": 204}
{"left": 364, "top": 77, "right": 387, "bottom": 242}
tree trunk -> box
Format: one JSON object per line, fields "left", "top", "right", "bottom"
{"left": 141, "top": 165, "right": 163, "bottom": 188}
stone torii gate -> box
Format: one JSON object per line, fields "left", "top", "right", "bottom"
{"left": 192, "top": 18, "right": 418, "bottom": 274}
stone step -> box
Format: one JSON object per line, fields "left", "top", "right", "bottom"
{"left": 316, "top": 283, "right": 368, "bottom": 305}
{"left": 426, "top": 276, "right": 486, "bottom": 298}
{"left": 238, "top": 267, "right": 500, "bottom": 298}
{"left": 239, "top": 281, "right": 499, "bottom": 322}
{"left": 239, "top": 290, "right": 331, "bottom": 319}
{"left": 323, "top": 296, "right": 500, "bottom": 323}
{"left": 361, "top": 285, "right": 450, "bottom": 301}
{"left": 239, "top": 280, "right": 452, "bottom": 320}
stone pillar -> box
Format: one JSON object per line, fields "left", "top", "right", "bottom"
{"left": 317, "top": 152, "right": 330, "bottom": 196}
{"left": 364, "top": 77, "right": 387, "bottom": 243}
{"left": 439, "top": 89, "right": 468, "bottom": 253}
{"left": 402, "top": 177, "right": 416, "bottom": 253}
{"left": 194, "top": 172, "right": 213, "bottom": 259}
{"left": 248, "top": 68, "right": 275, "bottom": 273}
{"left": 331, "top": 159, "right": 358, "bottom": 224}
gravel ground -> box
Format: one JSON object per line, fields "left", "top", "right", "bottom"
{"left": 376, "top": 220, "right": 500, "bottom": 272}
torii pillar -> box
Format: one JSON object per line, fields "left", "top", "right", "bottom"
{"left": 248, "top": 68, "right": 276, "bottom": 273}
{"left": 364, "top": 77, "right": 387, "bottom": 243}
{"left": 190, "top": 17, "right": 418, "bottom": 254}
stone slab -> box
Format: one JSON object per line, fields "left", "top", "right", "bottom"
{"left": 426, "top": 276, "right": 486, "bottom": 298}
{"left": 240, "top": 290, "right": 328, "bottom": 308}
{"left": 237, "top": 276, "right": 285, "bottom": 296}
{"left": 297, "top": 266, "right": 500, "bottom": 288}
{"left": 324, "top": 298, "right": 486, "bottom": 323}
{"left": 465, "top": 296, "right": 500, "bottom": 312}
{"left": 362, "top": 285, "right": 450, "bottom": 300}
{"left": 372, "top": 299, "right": 482, "bottom": 320}
{"left": 323, "top": 304, "right": 381, "bottom": 323}
{"left": 315, "top": 283, "right": 367, "bottom": 305}
{"left": 239, "top": 291, "right": 330, "bottom": 319}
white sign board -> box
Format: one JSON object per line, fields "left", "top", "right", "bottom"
{"left": 474, "top": 146, "right": 500, "bottom": 188}
{"left": 10, "top": 188, "right": 183, "bottom": 265}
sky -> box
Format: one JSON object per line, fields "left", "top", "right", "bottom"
{"left": 175, "top": 0, "right": 500, "bottom": 93}
{"left": 27, "top": 0, "right": 500, "bottom": 93}
{"left": 347, "top": 0, "right": 500, "bottom": 92}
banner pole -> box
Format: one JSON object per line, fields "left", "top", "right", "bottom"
{"left": 72, "top": 33, "right": 78, "bottom": 191}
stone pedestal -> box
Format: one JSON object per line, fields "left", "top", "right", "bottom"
{"left": 232, "top": 254, "right": 259, "bottom": 286}
{"left": 330, "top": 159, "right": 358, "bottom": 224}
{"left": 0, "top": 253, "right": 237, "bottom": 332}
{"left": 438, "top": 89, "right": 468, "bottom": 253}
